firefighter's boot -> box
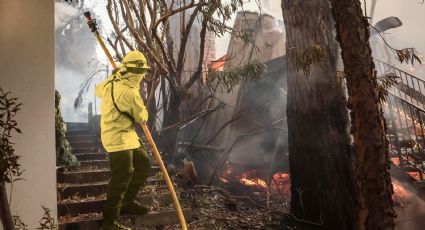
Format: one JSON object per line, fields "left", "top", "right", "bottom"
{"left": 101, "top": 184, "right": 131, "bottom": 230}
{"left": 102, "top": 152, "right": 133, "bottom": 229}
{"left": 121, "top": 147, "right": 151, "bottom": 215}
{"left": 102, "top": 213, "right": 130, "bottom": 230}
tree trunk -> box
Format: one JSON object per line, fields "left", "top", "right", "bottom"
{"left": 281, "top": 1, "right": 357, "bottom": 229}
{"left": 161, "top": 88, "right": 181, "bottom": 162}
{"left": 0, "top": 183, "right": 15, "bottom": 230}
{"left": 328, "top": 1, "right": 395, "bottom": 229}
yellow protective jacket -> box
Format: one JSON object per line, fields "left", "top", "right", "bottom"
{"left": 95, "top": 73, "right": 148, "bottom": 153}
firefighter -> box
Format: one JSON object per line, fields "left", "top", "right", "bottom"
{"left": 95, "top": 50, "right": 151, "bottom": 230}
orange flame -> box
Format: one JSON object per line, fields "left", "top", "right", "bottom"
{"left": 392, "top": 180, "right": 412, "bottom": 203}
{"left": 406, "top": 172, "right": 422, "bottom": 181}
{"left": 239, "top": 177, "right": 268, "bottom": 188}
{"left": 271, "top": 173, "right": 291, "bottom": 196}
{"left": 238, "top": 170, "right": 268, "bottom": 188}
{"left": 219, "top": 161, "right": 233, "bottom": 183}
{"left": 219, "top": 162, "right": 291, "bottom": 198}
{"left": 390, "top": 158, "right": 400, "bottom": 166}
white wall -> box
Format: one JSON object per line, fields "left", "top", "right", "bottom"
{"left": 0, "top": 0, "right": 57, "bottom": 228}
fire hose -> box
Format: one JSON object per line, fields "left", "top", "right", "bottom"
{"left": 84, "top": 11, "right": 188, "bottom": 230}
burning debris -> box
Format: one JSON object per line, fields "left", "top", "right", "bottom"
{"left": 392, "top": 179, "right": 415, "bottom": 206}
{"left": 406, "top": 172, "right": 423, "bottom": 181}
{"left": 218, "top": 161, "right": 291, "bottom": 201}
{"left": 239, "top": 172, "right": 268, "bottom": 189}
{"left": 271, "top": 173, "right": 291, "bottom": 198}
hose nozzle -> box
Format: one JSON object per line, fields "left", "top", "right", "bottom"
{"left": 84, "top": 11, "right": 97, "bottom": 33}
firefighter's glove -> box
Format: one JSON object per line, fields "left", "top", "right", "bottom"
{"left": 141, "top": 106, "right": 149, "bottom": 123}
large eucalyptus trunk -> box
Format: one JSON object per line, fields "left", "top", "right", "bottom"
{"left": 329, "top": 0, "right": 395, "bottom": 229}
{"left": 281, "top": 1, "right": 357, "bottom": 229}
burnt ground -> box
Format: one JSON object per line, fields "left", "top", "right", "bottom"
{"left": 156, "top": 184, "right": 291, "bottom": 230}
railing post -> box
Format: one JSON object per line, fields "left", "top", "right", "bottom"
{"left": 387, "top": 96, "right": 403, "bottom": 164}
{"left": 88, "top": 102, "right": 93, "bottom": 123}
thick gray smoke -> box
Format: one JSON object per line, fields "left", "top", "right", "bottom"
{"left": 55, "top": 2, "right": 103, "bottom": 122}
{"left": 55, "top": 2, "right": 78, "bottom": 30}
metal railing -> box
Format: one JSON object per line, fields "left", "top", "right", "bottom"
{"left": 376, "top": 59, "right": 425, "bottom": 180}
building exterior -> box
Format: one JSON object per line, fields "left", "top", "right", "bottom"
{"left": 204, "top": 12, "right": 286, "bottom": 151}
{"left": 0, "top": 0, "right": 57, "bottom": 228}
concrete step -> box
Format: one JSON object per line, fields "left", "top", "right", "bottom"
{"left": 57, "top": 179, "right": 167, "bottom": 199}
{"left": 58, "top": 193, "right": 174, "bottom": 216}
{"left": 57, "top": 169, "right": 110, "bottom": 184}
{"left": 75, "top": 152, "right": 107, "bottom": 161}
{"left": 72, "top": 147, "right": 98, "bottom": 154}
{"left": 66, "top": 129, "right": 91, "bottom": 136}
{"left": 58, "top": 182, "right": 108, "bottom": 200}
{"left": 58, "top": 166, "right": 161, "bottom": 183}
{"left": 58, "top": 209, "right": 192, "bottom": 229}
{"left": 78, "top": 159, "right": 109, "bottom": 169}
{"left": 66, "top": 122, "right": 89, "bottom": 129}
{"left": 69, "top": 140, "right": 96, "bottom": 149}
{"left": 78, "top": 159, "right": 159, "bottom": 170}
{"left": 67, "top": 135, "right": 96, "bottom": 142}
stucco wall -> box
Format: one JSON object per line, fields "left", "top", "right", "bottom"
{"left": 0, "top": 0, "right": 57, "bottom": 229}
{"left": 204, "top": 12, "right": 286, "bottom": 149}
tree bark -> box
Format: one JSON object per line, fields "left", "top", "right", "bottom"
{"left": 281, "top": 1, "right": 357, "bottom": 229}
{"left": 0, "top": 183, "right": 15, "bottom": 230}
{"left": 328, "top": 1, "right": 395, "bottom": 229}
{"left": 161, "top": 87, "right": 181, "bottom": 162}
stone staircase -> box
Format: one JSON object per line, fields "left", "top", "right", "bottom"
{"left": 57, "top": 123, "right": 190, "bottom": 229}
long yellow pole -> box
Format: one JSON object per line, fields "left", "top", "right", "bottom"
{"left": 84, "top": 12, "right": 188, "bottom": 230}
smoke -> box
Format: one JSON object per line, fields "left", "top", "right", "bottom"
{"left": 368, "top": 0, "right": 425, "bottom": 78}
{"left": 206, "top": 12, "right": 288, "bottom": 177}
{"left": 55, "top": 65, "right": 90, "bottom": 122}
{"left": 55, "top": 2, "right": 104, "bottom": 122}
{"left": 372, "top": 1, "right": 425, "bottom": 55}
{"left": 54, "top": 2, "right": 78, "bottom": 30}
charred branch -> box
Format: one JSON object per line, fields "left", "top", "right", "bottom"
{"left": 107, "top": 0, "right": 135, "bottom": 52}
{"left": 175, "top": 6, "right": 202, "bottom": 79}
{"left": 178, "top": 142, "right": 225, "bottom": 152}
{"left": 118, "top": 0, "right": 168, "bottom": 75}
{"left": 184, "top": 12, "right": 209, "bottom": 90}
{"left": 205, "top": 114, "right": 245, "bottom": 145}
{"left": 154, "top": 1, "right": 208, "bottom": 32}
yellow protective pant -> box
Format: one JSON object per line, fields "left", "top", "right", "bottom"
{"left": 102, "top": 146, "right": 151, "bottom": 225}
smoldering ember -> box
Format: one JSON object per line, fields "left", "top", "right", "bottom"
{"left": 1, "top": 0, "right": 425, "bottom": 230}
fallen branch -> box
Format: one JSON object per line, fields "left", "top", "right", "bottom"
{"left": 288, "top": 213, "right": 324, "bottom": 227}
{"left": 232, "top": 195, "right": 266, "bottom": 209}
{"left": 178, "top": 142, "right": 224, "bottom": 152}
{"left": 156, "top": 103, "right": 224, "bottom": 133}
{"left": 205, "top": 114, "right": 245, "bottom": 145}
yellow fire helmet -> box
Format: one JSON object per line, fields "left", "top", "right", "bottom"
{"left": 120, "top": 50, "right": 150, "bottom": 74}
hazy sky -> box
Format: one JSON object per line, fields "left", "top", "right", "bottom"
{"left": 85, "top": 0, "right": 424, "bottom": 60}
{"left": 56, "top": 0, "right": 425, "bottom": 121}
{"left": 84, "top": 0, "right": 285, "bottom": 60}
{"left": 371, "top": 0, "right": 425, "bottom": 55}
